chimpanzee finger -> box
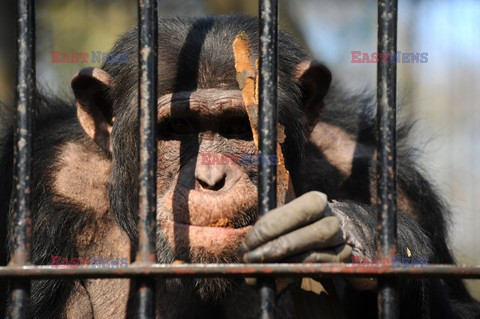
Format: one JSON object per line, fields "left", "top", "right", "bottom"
{"left": 240, "top": 191, "right": 330, "bottom": 253}
{"left": 285, "top": 244, "right": 352, "bottom": 263}
{"left": 242, "top": 216, "right": 343, "bottom": 263}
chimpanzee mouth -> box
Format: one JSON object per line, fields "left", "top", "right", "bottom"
{"left": 157, "top": 181, "right": 259, "bottom": 240}
{"left": 209, "top": 207, "right": 257, "bottom": 229}
{"left": 159, "top": 191, "right": 258, "bottom": 229}
{"left": 160, "top": 220, "right": 252, "bottom": 255}
{"left": 168, "top": 221, "right": 252, "bottom": 232}
{"left": 160, "top": 211, "right": 256, "bottom": 230}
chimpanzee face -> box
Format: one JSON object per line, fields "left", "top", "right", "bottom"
{"left": 155, "top": 89, "right": 258, "bottom": 264}
{"left": 70, "top": 17, "right": 331, "bottom": 267}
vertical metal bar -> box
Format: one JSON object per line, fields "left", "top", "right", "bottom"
{"left": 9, "top": 0, "right": 36, "bottom": 317}
{"left": 10, "top": 0, "right": 35, "bottom": 317}
{"left": 137, "top": 0, "right": 158, "bottom": 317}
{"left": 258, "top": 0, "right": 278, "bottom": 318}
{"left": 376, "top": 0, "right": 398, "bottom": 318}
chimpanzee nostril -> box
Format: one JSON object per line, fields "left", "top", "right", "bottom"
{"left": 197, "top": 176, "right": 226, "bottom": 191}
{"left": 195, "top": 164, "right": 228, "bottom": 191}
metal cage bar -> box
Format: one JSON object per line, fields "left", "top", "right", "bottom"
{"left": 136, "top": 0, "right": 158, "bottom": 317}
{"left": 376, "top": 0, "right": 399, "bottom": 317}
{"left": 258, "top": 0, "right": 279, "bottom": 317}
{"left": 9, "top": 0, "right": 36, "bottom": 317}
{"left": 1, "top": 264, "right": 480, "bottom": 279}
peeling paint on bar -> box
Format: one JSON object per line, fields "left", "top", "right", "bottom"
{"left": 137, "top": 0, "right": 158, "bottom": 317}
{"left": 258, "top": 0, "right": 279, "bottom": 318}
{"left": 377, "top": 0, "right": 399, "bottom": 318}
{"left": 9, "top": 0, "right": 36, "bottom": 318}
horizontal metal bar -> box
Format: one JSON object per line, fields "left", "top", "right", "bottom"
{"left": 1, "top": 264, "right": 479, "bottom": 279}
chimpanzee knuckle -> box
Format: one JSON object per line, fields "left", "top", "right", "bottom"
{"left": 302, "top": 191, "right": 328, "bottom": 207}
{"left": 251, "top": 205, "right": 314, "bottom": 242}
{"left": 244, "top": 236, "right": 291, "bottom": 262}
{"left": 254, "top": 209, "right": 284, "bottom": 231}
{"left": 243, "top": 225, "right": 270, "bottom": 250}
{"left": 293, "top": 191, "right": 328, "bottom": 219}
{"left": 269, "top": 236, "right": 294, "bottom": 260}
{"left": 251, "top": 193, "right": 329, "bottom": 240}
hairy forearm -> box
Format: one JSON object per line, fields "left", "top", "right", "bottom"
{"left": 331, "top": 201, "right": 433, "bottom": 261}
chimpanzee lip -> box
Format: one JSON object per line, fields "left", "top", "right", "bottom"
{"left": 172, "top": 221, "right": 250, "bottom": 231}
{"left": 160, "top": 221, "right": 252, "bottom": 255}
{"left": 161, "top": 220, "right": 252, "bottom": 238}
{"left": 159, "top": 185, "right": 258, "bottom": 228}
{"left": 160, "top": 218, "right": 252, "bottom": 230}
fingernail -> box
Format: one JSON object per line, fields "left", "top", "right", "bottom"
{"left": 237, "top": 243, "right": 248, "bottom": 256}
{"left": 243, "top": 249, "right": 263, "bottom": 263}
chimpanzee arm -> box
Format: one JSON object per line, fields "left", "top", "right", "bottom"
{"left": 331, "top": 201, "right": 433, "bottom": 264}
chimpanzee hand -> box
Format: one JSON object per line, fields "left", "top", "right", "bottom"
{"left": 239, "top": 191, "right": 352, "bottom": 263}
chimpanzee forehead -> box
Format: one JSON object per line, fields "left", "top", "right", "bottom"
{"left": 157, "top": 89, "right": 245, "bottom": 119}
{"left": 104, "top": 16, "right": 308, "bottom": 118}
{"left": 154, "top": 16, "right": 306, "bottom": 94}
{"left": 156, "top": 18, "right": 254, "bottom": 94}
{"left": 156, "top": 57, "right": 240, "bottom": 95}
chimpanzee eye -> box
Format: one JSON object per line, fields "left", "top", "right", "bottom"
{"left": 164, "top": 117, "right": 195, "bottom": 135}
{"left": 223, "top": 117, "right": 253, "bottom": 139}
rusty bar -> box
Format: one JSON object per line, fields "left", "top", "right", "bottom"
{"left": 0, "top": 264, "right": 479, "bottom": 279}
{"left": 9, "top": 0, "right": 36, "bottom": 317}
{"left": 377, "top": 0, "right": 398, "bottom": 317}
{"left": 258, "top": 0, "right": 279, "bottom": 318}
{"left": 136, "top": 0, "right": 158, "bottom": 317}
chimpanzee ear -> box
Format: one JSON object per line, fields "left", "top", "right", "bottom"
{"left": 71, "top": 67, "right": 114, "bottom": 153}
{"left": 295, "top": 61, "right": 332, "bottom": 132}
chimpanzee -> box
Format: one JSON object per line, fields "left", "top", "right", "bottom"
{"left": 0, "top": 15, "right": 479, "bottom": 319}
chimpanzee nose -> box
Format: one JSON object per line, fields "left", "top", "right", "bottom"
{"left": 195, "top": 164, "right": 227, "bottom": 191}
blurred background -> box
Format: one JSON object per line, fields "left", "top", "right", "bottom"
{"left": 0, "top": 0, "right": 478, "bottom": 299}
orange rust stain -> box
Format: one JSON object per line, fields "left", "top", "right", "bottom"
{"left": 207, "top": 217, "right": 234, "bottom": 228}
{"left": 232, "top": 33, "right": 295, "bottom": 206}
{"left": 232, "top": 33, "right": 259, "bottom": 148}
